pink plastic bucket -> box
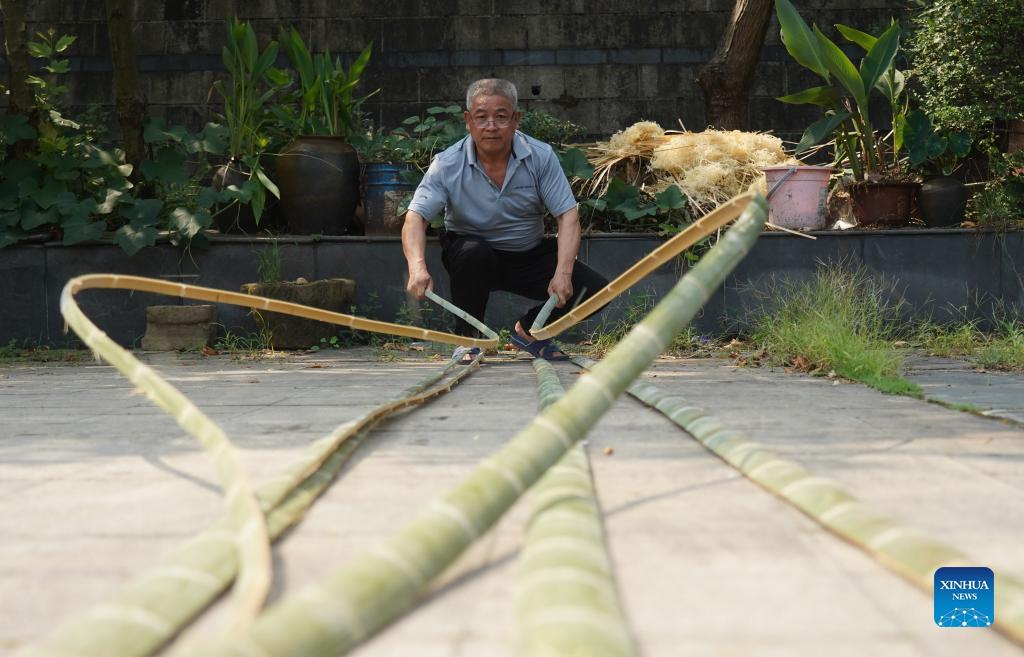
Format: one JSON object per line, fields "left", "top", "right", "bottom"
{"left": 763, "top": 165, "right": 832, "bottom": 230}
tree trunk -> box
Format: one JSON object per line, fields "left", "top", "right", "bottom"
{"left": 1, "top": 0, "right": 37, "bottom": 155}
{"left": 696, "top": 0, "right": 774, "bottom": 131}
{"left": 104, "top": 0, "right": 147, "bottom": 180}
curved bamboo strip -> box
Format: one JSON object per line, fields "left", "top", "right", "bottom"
{"left": 529, "top": 191, "right": 755, "bottom": 340}
{"left": 64, "top": 274, "right": 499, "bottom": 349}
{"left": 60, "top": 277, "right": 272, "bottom": 633}
{"left": 425, "top": 289, "right": 499, "bottom": 339}
{"left": 178, "top": 195, "right": 768, "bottom": 657}
{"left": 572, "top": 357, "right": 1024, "bottom": 647}
{"left": 517, "top": 359, "right": 636, "bottom": 657}
{"left": 19, "top": 353, "right": 482, "bottom": 657}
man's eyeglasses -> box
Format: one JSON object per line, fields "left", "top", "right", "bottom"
{"left": 471, "top": 116, "right": 513, "bottom": 128}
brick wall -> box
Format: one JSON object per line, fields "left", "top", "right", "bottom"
{"left": 4, "top": 0, "right": 908, "bottom": 140}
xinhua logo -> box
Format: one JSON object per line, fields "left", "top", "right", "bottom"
{"left": 934, "top": 566, "right": 994, "bottom": 628}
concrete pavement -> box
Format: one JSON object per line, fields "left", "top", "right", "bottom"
{"left": 1, "top": 349, "right": 1022, "bottom": 656}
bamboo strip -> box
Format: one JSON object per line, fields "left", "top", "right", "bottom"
{"left": 529, "top": 294, "right": 560, "bottom": 334}
{"left": 18, "top": 353, "right": 481, "bottom": 657}
{"left": 571, "top": 357, "right": 1024, "bottom": 647}
{"left": 60, "top": 277, "right": 272, "bottom": 633}
{"left": 529, "top": 191, "right": 755, "bottom": 340}
{"left": 425, "top": 289, "right": 499, "bottom": 339}
{"left": 63, "top": 274, "right": 499, "bottom": 349}
{"left": 517, "top": 359, "right": 636, "bottom": 657}
{"left": 178, "top": 194, "right": 768, "bottom": 657}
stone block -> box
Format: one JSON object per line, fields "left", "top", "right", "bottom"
{"left": 554, "top": 49, "right": 607, "bottom": 66}
{"left": 516, "top": 66, "right": 566, "bottom": 102}
{"left": 311, "top": 19, "right": 381, "bottom": 53}
{"left": 503, "top": 50, "right": 556, "bottom": 66}
{"left": 131, "top": 21, "right": 169, "bottom": 56}
{"left": 163, "top": 0, "right": 204, "bottom": 20}
{"left": 316, "top": 240, "right": 417, "bottom": 321}
{"left": 141, "top": 304, "right": 216, "bottom": 351}
{"left": 453, "top": 16, "right": 528, "bottom": 50}
{"left": 653, "top": 62, "right": 702, "bottom": 98}
{"left": 0, "top": 247, "right": 47, "bottom": 346}
{"left": 381, "top": 17, "right": 455, "bottom": 52}
{"left": 457, "top": 0, "right": 494, "bottom": 14}
{"left": 863, "top": 232, "right": 1004, "bottom": 324}
{"left": 419, "top": 0, "right": 460, "bottom": 16}
{"left": 160, "top": 20, "right": 220, "bottom": 56}
{"left": 451, "top": 50, "right": 505, "bottom": 67}
{"left": 1000, "top": 232, "right": 1024, "bottom": 316}
{"left": 523, "top": 14, "right": 566, "bottom": 50}
{"left": 362, "top": 66, "right": 421, "bottom": 104}
{"left": 44, "top": 244, "right": 183, "bottom": 347}
{"left": 182, "top": 240, "right": 316, "bottom": 336}
{"left": 239, "top": 279, "right": 356, "bottom": 349}
{"left": 563, "top": 64, "right": 639, "bottom": 100}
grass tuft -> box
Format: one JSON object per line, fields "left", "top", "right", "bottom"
{"left": 745, "top": 261, "right": 921, "bottom": 396}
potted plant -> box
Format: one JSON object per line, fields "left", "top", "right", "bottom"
{"left": 210, "top": 18, "right": 282, "bottom": 234}
{"left": 351, "top": 106, "right": 465, "bottom": 235}
{"left": 271, "top": 28, "right": 374, "bottom": 235}
{"left": 903, "top": 110, "right": 973, "bottom": 227}
{"left": 775, "top": 0, "right": 917, "bottom": 226}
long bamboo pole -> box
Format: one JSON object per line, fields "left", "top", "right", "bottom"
{"left": 572, "top": 357, "right": 1024, "bottom": 647}
{"left": 529, "top": 191, "right": 755, "bottom": 340}
{"left": 18, "top": 353, "right": 482, "bottom": 657}
{"left": 517, "top": 359, "right": 637, "bottom": 657}
{"left": 178, "top": 194, "right": 768, "bottom": 657}
{"left": 63, "top": 274, "right": 499, "bottom": 349}
{"left": 60, "top": 277, "right": 273, "bottom": 633}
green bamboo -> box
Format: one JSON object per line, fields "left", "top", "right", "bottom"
{"left": 517, "top": 359, "right": 636, "bottom": 657}
{"left": 425, "top": 289, "right": 498, "bottom": 339}
{"left": 60, "top": 278, "right": 272, "bottom": 633}
{"left": 180, "top": 195, "right": 768, "bottom": 657}
{"left": 529, "top": 294, "right": 560, "bottom": 334}
{"left": 18, "top": 353, "right": 481, "bottom": 657}
{"left": 572, "top": 357, "right": 1024, "bottom": 648}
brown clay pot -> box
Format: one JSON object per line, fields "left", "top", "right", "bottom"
{"left": 211, "top": 159, "right": 283, "bottom": 234}
{"left": 919, "top": 175, "right": 968, "bottom": 227}
{"left": 276, "top": 136, "right": 361, "bottom": 235}
{"left": 848, "top": 181, "right": 919, "bottom": 227}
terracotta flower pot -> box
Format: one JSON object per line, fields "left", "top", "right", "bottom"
{"left": 849, "top": 181, "right": 919, "bottom": 227}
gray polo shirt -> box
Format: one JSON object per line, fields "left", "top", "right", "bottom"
{"left": 407, "top": 131, "right": 577, "bottom": 252}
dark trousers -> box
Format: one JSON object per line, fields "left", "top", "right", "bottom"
{"left": 440, "top": 232, "right": 609, "bottom": 337}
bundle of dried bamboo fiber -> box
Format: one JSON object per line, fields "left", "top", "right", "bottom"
{"left": 585, "top": 121, "right": 798, "bottom": 216}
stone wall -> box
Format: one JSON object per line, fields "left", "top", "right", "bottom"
{"left": 4, "top": 0, "right": 908, "bottom": 139}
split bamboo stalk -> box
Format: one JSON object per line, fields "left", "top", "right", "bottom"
{"left": 517, "top": 359, "right": 636, "bottom": 657}
{"left": 63, "top": 274, "right": 499, "bottom": 349}
{"left": 572, "top": 357, "right": 1024, "bottom": 647}
{"left": 60, "top": 277, "right": 272, "bottom": 633}
{"left": 179, "top": 194, "right": 768, "bottom": 657}
{"left": 530, "top": 191, "right": 755, "bottom": 340}
{"left": 425, "top": 289, "right": 499, "bottom": 339}
{"left": 18, "top": 353, "right": 481, "bottom": 657}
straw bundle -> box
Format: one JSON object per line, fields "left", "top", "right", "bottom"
{"left": 584, "top": 121, "right": 795, "bottom": 216}
{"left": 650, "top": 130, "right": 795, "bottom": 214}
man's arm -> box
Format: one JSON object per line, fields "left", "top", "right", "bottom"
{"left": 402, "top": 211, "right": 433, "bottom": 299}
{"left": 549, "top": 205, "right": 581, "bottom": 307}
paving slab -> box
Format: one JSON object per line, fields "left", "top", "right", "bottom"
{"left": 903, "top": 354, "right": 1024, "bottom": 425}
{"left": 1, "top": 351, "right": 1022, "bottom": 656}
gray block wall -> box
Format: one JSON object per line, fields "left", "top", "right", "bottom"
{"left": 2, "top": 231, "right": 1021, "bottom": 348}
{"left": 2, "top": 0, "right": 909, "bottom": 139}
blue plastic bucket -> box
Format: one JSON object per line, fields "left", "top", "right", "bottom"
{"left": 363, "top": 163, "right": 415, "bottom": 236}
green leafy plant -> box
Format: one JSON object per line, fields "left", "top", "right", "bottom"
{"left": 274, "top": 28, "right": 375, "bottom": 140}
{"left": 255, "top": 242, "right": 283, "bottom": 285}
{"left": 908, "top": 0, "right": 1024, "bottom": 141}
{"left": 211, "top": 18, "right": 282, "bottom": 226}
{"left": 902, "top": 110, "right": 972, "bottom": 176}
{"left": 519, "top": 109, "right": 585, "bottom": 145}
{"left": 775, "top": 0, "right": 906, "bottom": 182}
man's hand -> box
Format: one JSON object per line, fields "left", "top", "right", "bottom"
{"left": 547, "top": 270, "right": 573, "bottom": 307}
{"left": 407, "top": 265, "right": 434, "bottom": 300}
